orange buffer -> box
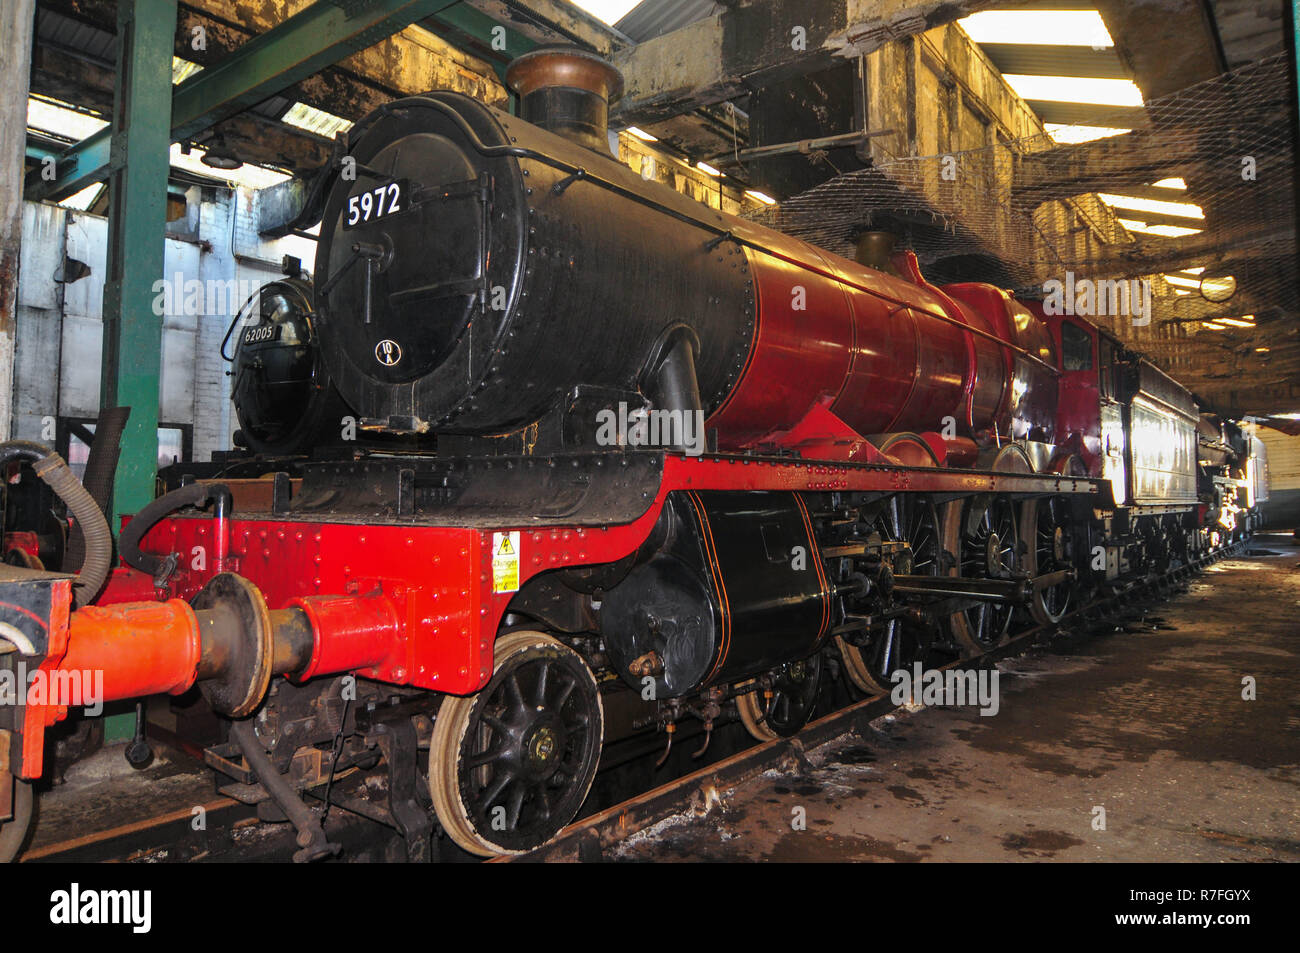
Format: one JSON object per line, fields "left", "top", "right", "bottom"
{"left": 18, "top": 573, "right": 394, "bottom": 779}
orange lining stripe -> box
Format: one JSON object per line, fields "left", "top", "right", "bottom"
{"left": 792, "top": 492, "right": 831, "bottom": 646}
{"left": 687, "top": 491, "right": 732, "bottom": 685}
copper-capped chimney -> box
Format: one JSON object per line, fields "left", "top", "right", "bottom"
{"left": 505, "top": 46, "right": 624, "bottom": 155}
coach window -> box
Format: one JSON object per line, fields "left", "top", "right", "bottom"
{"left": 1061, "top": 321, "right": 1093, "bottom": 372}
{"left": 1098, "top": 337, "right": 1116, "bottom": 398}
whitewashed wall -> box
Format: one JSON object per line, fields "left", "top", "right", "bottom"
{"left": 12, "top": 186, "right": 316, "bottom": 464}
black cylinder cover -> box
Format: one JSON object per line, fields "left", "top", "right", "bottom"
{"left": 600, "top": 491, "right": 833, "bottom": 697}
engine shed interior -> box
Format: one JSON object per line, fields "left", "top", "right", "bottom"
{"left": 0, "top": 0, "right": 1297, "bottom": 906}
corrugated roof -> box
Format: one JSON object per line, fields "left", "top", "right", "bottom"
{"left": 615, "top": 0, "right": 719, "bottom": 43}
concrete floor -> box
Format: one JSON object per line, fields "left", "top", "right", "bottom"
{"left": 613, "top": 535, "right": 1300, "bottom": 862}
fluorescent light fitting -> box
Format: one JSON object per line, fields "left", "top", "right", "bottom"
{"left": 696, "top": 161, "right": 721, "bottom": 176}
{"left": 745, "top": 190, "right": 777, "bottom": 205}
{"left": 1099, "top": 193, "right": 1204, "bottom": 219}
{"left": 624, "top": 126, "right": 657, "bottom": 141}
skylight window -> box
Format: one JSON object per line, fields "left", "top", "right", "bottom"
{"left": 1044, "top": 124, "right": 1131, "bottom": 144}
{"left": 172, "top": 56, "right": 203, "bottom": 85}
{"left": 958, "top": 11, "right": 1115, "bottom": 48}
{"left": 281, "top": 102, "right": 353, "bottom": 138}
{"left": 567, "top": 0, "right": 642, "bottom": 26}
{"left": 27, "top": 97, "right": 108, "bottom": 140}
{"left": 1002, "top": 75, "right": 1144, "bottom": 107}
{"left": 58, "top": 183, "right": 104, "bottom": 211}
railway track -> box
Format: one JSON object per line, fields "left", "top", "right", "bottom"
{"left": 20, "top": 543, "right": 1243, "bottom": 864}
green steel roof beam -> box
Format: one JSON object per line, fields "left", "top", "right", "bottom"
{"left": 426, "top": 2, "right": 537, "bottom": 81}
{"left": 26, "top": 0, "right": 454, "bottom": 203}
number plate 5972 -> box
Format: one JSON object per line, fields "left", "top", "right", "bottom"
{"left": 344, "top": 180, "right": 406, "bottom": 229}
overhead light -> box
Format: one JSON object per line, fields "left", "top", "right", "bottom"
{"left": 200, "top": 137, "right": 242, "bottom": 170}
{"left": 696, "top": 161, "right": 721, "bottom": 177}
{"left": 1218, "top": 317, "right": 1255, "bottom": 328}
{"left": 1163, "top": 275, "right": 1201, "bottom": 289}
{"left": 958, "top": 11, "right": 1115, "bottom": 48}
{"left": 1118, "top": 218, "right": 1202, "bottom": 238}
{"left": 1152, "top": 177, "right": 1187, "bottom": 190}
{"left": 1256, "top": 347, "right": 1270, "bottom": 353}
{"left": 1173, "top": 289, "right": 1192, "bottom": 296}
{"left": 1200, "top": 275, "right": 1237, "bottom": 302}
{"left": 625, "top": 126, "right": 657, "bottom": 141}
{"left": 745, "top": 189, "right": 777, "bottom": 205}
{"left": 1002, "top": 75, "right": 1144, "bottom": 108}
{"left": 169, "top": 142, "right": 290, "bottom": 190}
{"left": 1044, "top": 124, "right": 1131, "bottom": 144}
{"left": 1202, "top": 322, "right": 1227, "bottom": 330}
{"left": 1182, "top": 267, "right": 1205, "bottom": 275}
{"left": 1100, "top": 194, "right": 1204, "bottom": 219}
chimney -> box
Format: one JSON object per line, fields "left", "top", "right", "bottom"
{"left": 850, "top": 229, "right": 901, "bottom": 277}
{"left": 506, "top": 46, "right": 624, "bottom": 155}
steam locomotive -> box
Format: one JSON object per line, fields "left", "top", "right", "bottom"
{"left": 0, "top": 47, "right": 1267, "bottom": 862}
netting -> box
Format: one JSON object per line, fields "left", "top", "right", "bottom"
{"left": 745, "top": 53, "right": 1297, "bottom": 412}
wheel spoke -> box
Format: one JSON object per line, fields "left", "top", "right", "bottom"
{"left": 505, "top": 672, "right": 525, "bottom": 713}
{"left": 505, "top": 783, "right": 526, "bottom": 829}
{"left": 534, "top": 659, "right": 550, "bottom": 707}
{"left": 466, "top": 747, "right": 502, "bottom": 769}
{"left": 554, "top": 677, "right": 576, "bottom": 711}
{"left": 478, "top": 770, "right": 513, "bottom": 811}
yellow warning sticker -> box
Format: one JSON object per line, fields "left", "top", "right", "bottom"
{"left": 491, "top": 531, "right": 520, "bottom": 593}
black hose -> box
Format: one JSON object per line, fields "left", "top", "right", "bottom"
{"left": 0, "top": 442, "right": 112, "bottom": 607}
{"left": 119, "top": 482, "right": 231, "bottom": 583}
{"left": 64, "top": 407, "right": 130, "bottom": 576}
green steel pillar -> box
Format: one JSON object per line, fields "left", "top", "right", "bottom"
{"left": 100, "top": 0, "right": 177, "bottom": 520}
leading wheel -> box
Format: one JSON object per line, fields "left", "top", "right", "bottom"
{"left": 428, "top": 630, "right": 603, "bottom": 857}
{"left": 737, "top": 652, "right": 824, "bottom": 741}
